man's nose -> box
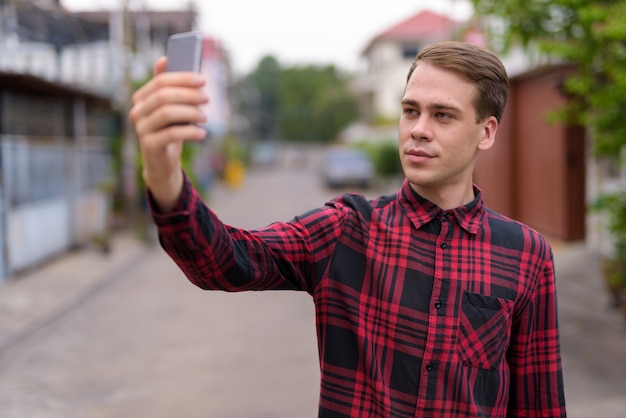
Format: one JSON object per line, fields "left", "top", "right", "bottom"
{"left": 410, "top": 115, "right": 433, "bottom": 141}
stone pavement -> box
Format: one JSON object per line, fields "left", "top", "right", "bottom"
{"left": 0, "top": 232, "right": 625, "bottom": 416}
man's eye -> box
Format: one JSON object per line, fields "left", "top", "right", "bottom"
{"left": 436, "top": 112, "right": 452, "bottom": 120}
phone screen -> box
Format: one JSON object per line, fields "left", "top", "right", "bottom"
{"left": 165, "top": 32, "right": 203, "bottom": 72}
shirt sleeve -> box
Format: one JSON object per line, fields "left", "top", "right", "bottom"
{"left": 507, "top": 243, "right": 567, "bottom": 417}
{"left": 148, "top": 172, "right": 345, "bottom": 294}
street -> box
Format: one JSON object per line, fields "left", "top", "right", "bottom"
{"left": 0, "top": 147, "right": 625, "bottom": 417}
{"left": 0, "top": 149, "right": 398, "bottom": 418}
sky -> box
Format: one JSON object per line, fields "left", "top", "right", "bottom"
{"left": 61, "top": 0, "right": 473, "bottom": 74}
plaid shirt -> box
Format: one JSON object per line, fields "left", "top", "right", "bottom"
{"left": 152, "top": 175, "right": 566, "bottom": 417}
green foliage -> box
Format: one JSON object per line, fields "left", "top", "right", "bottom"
{"left": 107, "top": 134, "right": 125, "bottom": 215}
{"left": 355, "top": 140, "right": 402, "bottom": 178}
{"left": 471, "top": 0, "right": 626, "bottom": 157}
{"left": 219, "top": 134, "right": 249, "bottom": 164}
{"left": 243, "top": 58, "right": 360, "bottom": 143}
{"left": 591, "top": 193, "right": 626, "bottom": 256}
{"left": 278, "top": 65, "right": 359, "bottom": 142}
{"left": 245, "top": 56, "right": 281, "bottom": 139}
{"left": 592, "top": 192, "right": 626, "bottom": 287}
{"left": 372, "top": 114, "right": 400, "bottom": 127}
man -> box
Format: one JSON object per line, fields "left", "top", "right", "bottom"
{"left": 130, "top": 41, "right": 566, "bottom": 417}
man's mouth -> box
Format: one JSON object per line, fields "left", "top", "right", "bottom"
{"left": 406, "top": 149, "right": 434, "bottom": 162}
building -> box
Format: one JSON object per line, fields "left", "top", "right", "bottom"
{"left": 0, "top": 71, "right": 114, "bottom": 279}
{"left": 355, "top": 10, "right": 462, "bottom": 123}
{"left": 69, "top": 7, "right": 197, "bottom": 103}
{"left": 199, "top": 37, "right": 232, "bottom": 138}
{"left": 0, "top": 1, "right": 225, "bottom": 279}
{"left": 0, "top": 1, "right": 197, "bottom": 103}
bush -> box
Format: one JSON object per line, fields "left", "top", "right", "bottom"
{"left": 374, "top": 141, "right": 402, "bottom": 177}
{"left": 355, "top": 140, "right": 402, "bottom": 178}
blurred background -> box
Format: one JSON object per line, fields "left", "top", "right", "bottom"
{"left": 0, "top": 0, "right": 625, "bottom": 417}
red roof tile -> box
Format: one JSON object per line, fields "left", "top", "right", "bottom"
{"left": 378, "top": 10, "right": 457, "bottom": 40}
{"left": 361, "top": 10, "right": 459, "bottom": 56}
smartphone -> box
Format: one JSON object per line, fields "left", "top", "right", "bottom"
{"left": 165, "top": 31, "right": 203, "bottom": 72}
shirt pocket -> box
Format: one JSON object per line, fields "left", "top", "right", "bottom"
{"left": 456, "top": 291, "right": 514, "bottom": 370}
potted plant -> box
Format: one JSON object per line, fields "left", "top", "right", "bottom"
{"left": 592, "top": 192, "right": 626, "bottom": 309}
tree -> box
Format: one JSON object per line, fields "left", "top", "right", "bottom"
{"left": 243, "top": 58, "right": 359, "bottom": 143}
{"left": 471, "top": 0, "right": 626, "bottom": 156}
{"left": 278, "top": 64, "right": 359, "bottom": 142}
{"left": 245, "top": 56, "right": 282, "bottom": 140}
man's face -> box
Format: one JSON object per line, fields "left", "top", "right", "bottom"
{"left": 399, "top": 62, "right": 496, "bottom": 201}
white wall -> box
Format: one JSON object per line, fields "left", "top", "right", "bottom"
{"left": 359, "top": 41, "right": 415, "bottom": 120}
{"left": 6, "top": 198, "right": 71, "bottom": 273}
{"left": 72, "top": 191, "right": 109, "bottom": 245}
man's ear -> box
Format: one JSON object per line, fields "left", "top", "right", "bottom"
{"left": 477, "top": 116, "right": 498, "bottom": 151}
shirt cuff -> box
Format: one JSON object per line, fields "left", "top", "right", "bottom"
{"left": 147, "top": 172, "right": 194, "bottom": 226}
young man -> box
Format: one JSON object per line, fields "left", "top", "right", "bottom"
{"left": 130, "top": 41, "right": 566, "bottom": 417}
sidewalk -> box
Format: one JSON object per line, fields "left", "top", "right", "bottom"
{"left": 0, "top": 232, "right": 151, "bottom": 356}
{"left": 0, "top": 233, "right": 624, "bottom": 416}
{"left": 551, "top": 241, "right": 626, "bottom": 417}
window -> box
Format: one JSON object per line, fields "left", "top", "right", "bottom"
{"left": 402, "top": 44, "right": 421, "bottom": 60}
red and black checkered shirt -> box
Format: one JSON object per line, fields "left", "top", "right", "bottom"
{"left": 151, "top": 175, "right": 566, "bottom": 417}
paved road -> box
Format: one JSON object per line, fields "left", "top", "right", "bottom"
{"left": 0, "top": 147, "right": 625, "bottom": 417}
{"left": 0, "top": 150, "right": 397, "bottom": 418}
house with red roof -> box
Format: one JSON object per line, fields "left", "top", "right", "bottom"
{"left": 355, "top": 10, "right": 465, "bottom": 122}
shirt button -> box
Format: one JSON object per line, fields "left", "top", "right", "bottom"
{"left": 434, "top": 300, "right": 442, "bottom": 309}
{"left": 426, "top": 363, "right": 433, "bottom": 371}
{"left": 440, "top": 242, "right": 447, "bottom": 249}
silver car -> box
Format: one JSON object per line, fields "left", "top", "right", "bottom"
{"left": 321, "top": 148, "right": 375, "bottom": 189}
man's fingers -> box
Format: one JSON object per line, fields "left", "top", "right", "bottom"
{"left": 133, "top": 104, "right": 207, "bottom": 138}
{"left": 130, "top": 81, "right": 209, "bottom": 140}
{"left": 142, "top": 125, "right": 206, "bottom": 145}
{"left": 139, "top": 124, "right": 208, "bottom": 154}
{"left": 131, "top": 87, "right": 208, "bottom": 131}
{"left": 132, "top": 71, "right": 205, "bottom": 105}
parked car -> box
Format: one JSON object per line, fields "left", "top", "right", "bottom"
{"left": 321, "top": 147, "right": 375, "bottom": 189}
{"left": 250, "top": 142, "right": 281, "bottom": 169}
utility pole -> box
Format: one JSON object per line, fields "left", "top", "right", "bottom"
{"left": 120, "top": 0, "right": 138, "bottom": 228}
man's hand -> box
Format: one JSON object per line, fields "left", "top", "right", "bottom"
{"left": 129, "top": 57, "right": 209, "bottom": 213}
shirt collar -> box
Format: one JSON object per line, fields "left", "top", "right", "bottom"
{"left": 397, "top": 179, "right": 486, "bottom": 234}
